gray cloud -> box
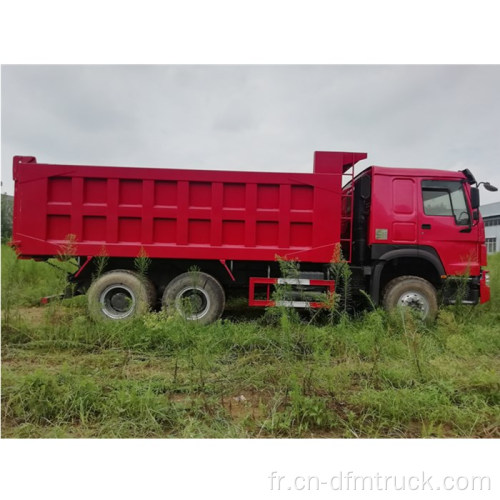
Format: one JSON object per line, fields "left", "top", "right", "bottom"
{"left": 2, "top": 65, "right": 499, "bottom": 204}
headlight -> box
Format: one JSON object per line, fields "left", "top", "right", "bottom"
{"left": 484, "top": 271, "right": 490, "bottom": 287}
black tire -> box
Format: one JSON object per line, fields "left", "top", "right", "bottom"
{"left": 87, "top": 269, "right": 156, "bottom": 321}
{"left": 162, "top": 272, "right": 225, "bottom": 324}
{"left": 109, "top": 269, "right": 157, "bottom": 307}
{"left": 382, "top": 275, "right": 438, "bottom": 321}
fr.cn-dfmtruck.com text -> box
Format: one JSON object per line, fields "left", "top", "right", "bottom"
{"left": 268, "top": 471, "right": 492, "bottom": 492}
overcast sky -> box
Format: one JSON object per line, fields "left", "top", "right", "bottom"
{"left": 2, "top": 65, "right": 500, "bottom": 204}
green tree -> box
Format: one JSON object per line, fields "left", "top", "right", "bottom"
{"left": 1, "top": 193, "right": 14, "bottom": 242}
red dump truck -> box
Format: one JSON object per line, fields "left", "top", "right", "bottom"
{"left": 11, "top": 151, "right": 494, "bottom": 323}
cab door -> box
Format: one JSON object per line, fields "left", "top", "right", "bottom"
{"left": 418, "top": 179, "right": 480, "bottom": 276}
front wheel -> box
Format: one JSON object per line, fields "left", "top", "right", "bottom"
{"left": 382, "top": 276, "right": 438, "bottom": 321}
{"left": 162, "top": 272, "right": 225, "bottom": 324}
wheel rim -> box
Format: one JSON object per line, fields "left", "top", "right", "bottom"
{"left": 175, "top": 286, "right": 210, "bottom": 320}
{"left": 397, "top": 291, "right": 430, "bottom": 318}
{"left": 99, "top": 284, "right": 136, "bottom": 319}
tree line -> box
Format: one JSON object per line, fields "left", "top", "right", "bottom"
{"left": 1, "top": 194, "right": 13, "bottom": 242}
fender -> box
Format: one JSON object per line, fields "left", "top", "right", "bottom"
{"left": 369, "top": 245, "right": 445, "bottom": 305}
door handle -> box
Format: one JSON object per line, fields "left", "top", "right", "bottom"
{"left": 421, "top": 224, "right": 431, "bottom": 230}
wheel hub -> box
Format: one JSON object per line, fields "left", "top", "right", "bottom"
{"left": 176, "top": 287, "right": 210, "bottom": 320}
{"left": 110, "top": 292, "right": 130, "bottom": 312}
{"left": 100, "top": 285, "right": 135, "bottom": 319}
{"left": 397, "top": 291, "right": 429, "bottom": 317}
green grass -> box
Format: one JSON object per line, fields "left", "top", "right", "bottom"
{"left": 2, "top": 246, "right": 500, "bottom": 438}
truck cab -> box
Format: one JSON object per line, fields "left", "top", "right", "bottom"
{"left": 349, "top": 165, "right": 491, "bottom": 317}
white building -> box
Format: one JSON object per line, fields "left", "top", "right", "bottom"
{"left": 481, "top": 201, "right": 500, "bottom": 253}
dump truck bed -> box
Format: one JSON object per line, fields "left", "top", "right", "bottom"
{"left": 12, "top": 153, "right": 363, "bottom": 263}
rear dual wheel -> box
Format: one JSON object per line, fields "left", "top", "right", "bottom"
{"left": 162, "top": 272, "right": 225, "bottom": 325}
{"left": 87, "top": 269, "right": 225, "bottom": 325}
{"left": 88, "top": 270, "right": 156, "bottom": 321}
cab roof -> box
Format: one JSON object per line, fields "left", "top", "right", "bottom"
{"left": 369, "top": 166, "right": 467, "bottom": 180}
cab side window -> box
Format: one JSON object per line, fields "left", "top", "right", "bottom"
{"left": 422, "top": 180, "right": 470, "bottom": 226}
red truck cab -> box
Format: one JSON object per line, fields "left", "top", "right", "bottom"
{"left": 347, "top": 163, "right": 490, "bottom": 315}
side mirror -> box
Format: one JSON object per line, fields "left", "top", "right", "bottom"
{"left": 477, "top": 181, "right": 498, "bottom": 192}
{"left": 473, "top": 210, "right": 479, "bottom": 221}
{"left": 483, "top": 182, "right": 498, "bottom": 192}
{"left": 470, "top": 187, "right": 480, "bottom": 210}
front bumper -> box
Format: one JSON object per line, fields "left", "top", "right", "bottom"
{"left": 441, "top": 271, "right": 490, "bottom": 305}
{"left": 479, "top": 270, "right": 491, "bottom": 304}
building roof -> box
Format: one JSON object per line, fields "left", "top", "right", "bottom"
{"left": 481, "top": 201, "right": 500, "bottom": 218}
